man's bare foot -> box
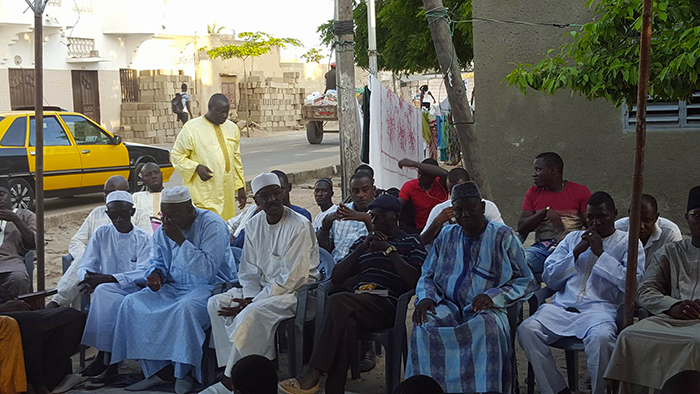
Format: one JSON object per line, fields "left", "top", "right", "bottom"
{"left": 294, "top": 368, "right": 321, "bottom": 390}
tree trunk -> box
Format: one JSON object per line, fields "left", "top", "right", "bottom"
{"left": 422, "top": 0, "right": 492, "bottom": 199}
{"left": 335, "top": 0, "right": 362, "bottom": 200}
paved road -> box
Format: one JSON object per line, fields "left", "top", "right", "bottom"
{"left": 44, "top": 131, "right": 340, "bottom": 214}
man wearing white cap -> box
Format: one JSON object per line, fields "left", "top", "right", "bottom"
{"left": 47, "top": 176, "right": 152, "bottom": 312}
{"left": 76, "top": 190, "right": 153, "bottom": 386}
{"left": 110, "top": 186, "right": 236, "bottom": 394}
{"left": 202, "top": 173, "right": 319, "bottom": 394}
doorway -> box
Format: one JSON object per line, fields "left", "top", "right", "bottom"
{"left": 71, "top": 70, "right": 101, "bottom": 123}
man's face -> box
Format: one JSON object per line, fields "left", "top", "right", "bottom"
{"left": 586, "top": 203, "right": 617, "bottom": 235}
{"left": 103, "top": 182, "right": 129, "bottom": 202}
{"left": 314, "top": 183, "right": 333, "bottom": 206}
{"left": 208, "top": 100, "right": 230, "bottom": 125}
{"left": 141, "top": 165, "right": 163, "bottom": 192}
{"left": 161, "top": 201, "right": 196, "bottom": 229}
{"left": 453, "top": 197, "right": 485, "bottom": 233}
{"left": 638, "top": 204, "right": 659, "bottom": 240}
{"left": 254, "top": 185, "right": 285, "bottom": 218}
{"left": 686, "top": 209, "right": 700, "bottom": 239}
{"left": 370, "top": 208, "right": 397, "bottom": 234}
{"left": 276, "top": 179, "right": 292, "bottom": 206}
{"left": 446, "top": 178, "right": 467, "bottom": 196}
{"left": 351, "top": 178, "right": 375, "bottom": 211}
{"left": 532, "top": 158, "right": 554, "bottom": 188}
{"left": 418, "top": 170, "right": 436, "bottom": 188}
{"left": 0, "top": 186, "right": 11, "bottom": 210}
{"left": 107, "top": 201, "right": 135, "bottom": 233}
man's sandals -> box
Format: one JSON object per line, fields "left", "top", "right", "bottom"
{"left": 278, "top": 378, "right": 320, "bottom": 394}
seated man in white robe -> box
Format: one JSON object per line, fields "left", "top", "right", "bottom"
{"left": 203, "top": 173, "right": 319, "bottom": 393}
{"left": 110, "top": 186, "right": 236, "bottom": 394}
{"left": 133, "top": 162, "right": 164, "bottom": 232}
{"left": 614, "top": 193, "right": 682, "bottom": 267}
{"left": 518, "top": 191, "right": 644, "bottom": 394}
{"left": 605, "top": 186, "right": 700, "bottom": 393}
{"left": 76, "top": 191, "right": 153, "bottom": 386}
{"left": 47, "top": 176, "right": 152, "bottom": 313}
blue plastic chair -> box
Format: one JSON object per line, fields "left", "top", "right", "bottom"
{"left": 318, "top": 248, "right": 335, "bottom": 281}
{"left": 24, "top": 250, "right": 35, "bottom": 292}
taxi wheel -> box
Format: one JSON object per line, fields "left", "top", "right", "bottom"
{"left": 10, "top": 178, "right": 34, "bottom": 211}
{"left": 129, "top": 162, "right": 149, "bottom": 193}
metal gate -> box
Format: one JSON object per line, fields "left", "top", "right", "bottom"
{"left": 8, "top": 69, "right": 35, "bottom": 110}
{"left": 72, "top": 70, "right": 101, "bottom": 123}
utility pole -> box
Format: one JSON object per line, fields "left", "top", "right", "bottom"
{"left": 624, "top": 0, "right": 654, "bottom": 328}
{"left": 422, "top": 0, "right": 492, "bottom": 200}
{"left": 33, "top": 0, "right": 46, "bottom": 293}
{"left": 366, "top": 0, "right": 378, "bottom": 76}
{"left": 335, "top": 0, "right": 361, "bottom": 199}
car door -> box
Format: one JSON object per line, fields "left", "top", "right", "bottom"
{"left": 28, "top": 115, "right": 83, "bottom": 191}
{"left": 59, "top": 114, "right": 129, "bottom": 188}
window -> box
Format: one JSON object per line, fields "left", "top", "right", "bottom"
{"left": 624, "top": 91, "right": 700, "bottom": 130}
{"left": 1, "top": 117, "right": 27, "bottom": 147}
{"left": 60, "top": 115, "right": 113, "bottom": 145}
{"left": 120, "top": 69, "right": 139, "bottom": 103}
{"left": 29, "top": 117, "right": 71, "bottom": 146}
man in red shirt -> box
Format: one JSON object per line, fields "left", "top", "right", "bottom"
{"left": 517, "top": 152, "right": 591, "bottom": 275}
{"left": 398, "top": 158, "right": 449, "bottom": 232}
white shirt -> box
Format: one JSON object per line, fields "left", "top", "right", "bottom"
{"left": 421, "top": 199, "right": 504, "bottom": 236}
{"left": 51, "top": 204, "right": 153, "bottom": 307}
{"left": 0, "top": 208, "right": 18, "bottom": 247}
{"left": 615, "top": 216, "right": 683, "bottom": 267}
{"left": 133, "top": 191, "right": 162, "bottom": 217}
{"left": 313, "top": 205, "right": 338, "bottom": 232}
{"left": 227, "top": 205, "right": 260, "bottom": 238}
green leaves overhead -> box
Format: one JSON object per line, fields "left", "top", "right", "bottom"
{"left": 206, "top": 32, "right": 303, "bottom": 62}
{"left": 302, "top": 48, "right": 325, "bottom": 63}
{"left": 318, "top": 0, "right": 474, "bottom": 74}
{"left": 504, "top": 0, "right": 700, "bottom": 107}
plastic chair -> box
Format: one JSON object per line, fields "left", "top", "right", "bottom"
{"left": 315, "top": 280, "right": 413, "bottom": 394}
{"left": 525, "top": 287, "right": 638, "bottom": 394}
{"left": 25, "top": 250, "right": 35, "bottom": 292}
{"left": 318, "top": 248, "right": 335, "bottom": 281}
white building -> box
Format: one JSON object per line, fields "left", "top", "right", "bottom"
{"left": 0, "top": 0, "right": 197, "bottom": 131}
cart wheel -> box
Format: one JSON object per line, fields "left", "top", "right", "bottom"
{"left": 307, "top": 121, "right": 324, "bottom": 144}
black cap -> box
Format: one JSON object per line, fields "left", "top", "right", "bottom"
{"left": 368, "top": 194, "right": 402, "bottom": 213}
{"left": 688, "top": 186, "right": 700, "bottom": 212}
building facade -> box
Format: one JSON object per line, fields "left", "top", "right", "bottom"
{"left": 472, "top": 0, "right": 699, "bottom": 228}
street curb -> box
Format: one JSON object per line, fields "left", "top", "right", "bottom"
{"left": 46, "top": 165, "right": 340, "bottom": 225}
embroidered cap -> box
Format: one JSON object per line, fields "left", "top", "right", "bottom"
{"left": 106, "top": 190, "right": 134, "bottom": 205}
{"left": 252, "top": 173, "right": 281, "bottom": 195}
{"left": 451, "top": 181, "right": 481, "bottom": 203}
{"left": 161, "top": 186, "right": 192, "bottom": 204}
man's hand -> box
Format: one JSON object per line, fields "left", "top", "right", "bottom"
{"left": 162, "top": 216, "right": 185, "bottom": 245}
{"left": 398, "top": 158, "right": 418, "bottom": 169}
{"left": 545, "top": 209, "right": 565, "bottom": 234}
{"left": 665, "top": 300, "right": 700, "bottom": 320}
{"left": 472, "top": 294, "right": 494, "bottom": 312}
{"left": 218, "top": 298, "right": 253, "bottom": 317}
{"left": 368, "top": 231, "right": 391, "bottom": 252}
{"left": 413, "top": 299, "right": 437, "bottom": 325}
{"left": 337, "top": 204, "right": 371, "bottom": 224}
{"left": 147, "top": 270, "right": 163, "bottom": 292}
{"left": 236, "top": 188, "right": 247, "bottom": 211}
{"left": 573, "top": 236, "right": 590, "bottom": 261}
{"left": 582, "top": 230, "right": 603, "bottom": 257}
{"left": 0, "top": 299, "right": 31, "bottom": 313}
{"left": 435, "top": 207, "right": 455, "bottom": 225}
{"left": 78, "top": 271, "right": 116, "bottom": 294}
{"left": 0, "top": 210, "right": 20, "bottom": 224}
{"left": 195, "top": 164, "right": 214, "bottom": 181}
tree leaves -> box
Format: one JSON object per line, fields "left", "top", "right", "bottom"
{"left": 504, "top": 0, "right": 700, "bottom": 107}
{"left": 205, "top": 32, "right": 302, "bottom": 62}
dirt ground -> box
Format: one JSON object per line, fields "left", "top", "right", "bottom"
{"left": 47, "top": 176, "right": 589, "bottom": 393}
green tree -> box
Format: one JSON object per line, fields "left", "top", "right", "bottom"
{"left": 301, "top": 48, "right": 324, "bottom": 63}
{"left": 318, "top": 0, "right": 474, "bottom": 74}
{"left": 504, "top": 0, "right": 700, "bottom": 107}
{"left": 207, "top": 23, "right": 226, "bottom": 35}
{"left": 205, "top": 32, "right": 302, "bottom": 135}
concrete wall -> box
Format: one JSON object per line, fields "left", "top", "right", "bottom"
{"left": 0, "top": 68, "right": 9, "bottom": 111}
{"left": 98, "top": 70, "right": 121, "bottom": 131}
{"left": 473, "top": 0, "right": 699, "bottom": 229}
{"left": 43, "top": 70, "right": 73, "bottom": 111}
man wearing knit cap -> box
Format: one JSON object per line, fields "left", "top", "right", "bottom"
{"left": 76, "top": 190, "right": 153, "bottom": 386}
{"left": 203, "top": 173, "right": 319, "bottom": 394}
{"left": 281, "top": 194, "right": 427, "bottom": 394}
{"left": 313, "top": 177, "right": 337, "bottom": 232}
{"left": 605, "top": 186, "right": 700, "bottom": 393}
{"left": 406, "top": 182, "right": 536, "bottom": 394}
{"left": 110, "top": 186, "right": 236, "bottom": 394}
{"left": 0, "top": 177, "right": 35, "bottom": 297}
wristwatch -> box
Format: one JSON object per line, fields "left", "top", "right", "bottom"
{"left": 383, "top": 245, "right": 398, "bottom": 256}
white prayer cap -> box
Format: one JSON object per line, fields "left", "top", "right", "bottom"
{"left": 161, "top": 186, "right": 192, "bottom": 204}
{"left": 252, "top": 173, "right": 280, "bottom": 195}
{"left": 106, "top": 190, "right": 133, "bottom": 205}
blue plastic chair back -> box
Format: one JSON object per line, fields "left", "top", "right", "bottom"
{"left": 62, "top": 254, "right": 74, "bottom": 273}
{"left": 231, "top": 247, "right": 243, "bottom": 272}
{"left": 318, "top": 248, "right": 335, "bottom": 281}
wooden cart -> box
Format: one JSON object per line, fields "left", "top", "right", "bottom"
{"left": 302, "top": 104, "right": 338, "bottom": 144}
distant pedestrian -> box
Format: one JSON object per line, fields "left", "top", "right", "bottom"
{"left": 325, "top": 63, "right": 337, "bottom": 92}
{"left": 179, "top": 84, "right": 193, "bottom": 124}
{"left": 419, "top": 85, "right": 436, "bottom": 110}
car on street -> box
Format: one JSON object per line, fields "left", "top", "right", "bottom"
{"left": 0, "top": 108, "right": 174, "bottom": 209}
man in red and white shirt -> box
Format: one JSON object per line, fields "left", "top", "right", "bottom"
{"left": 518, "top": 152, "right": 591, "bottom": 275}
{"left": 398, "top": 158, "right": 449, "bottom": 233}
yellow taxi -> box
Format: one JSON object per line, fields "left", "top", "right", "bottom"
{"left": 0, "top": 108, "right": 174, "bottom": 209}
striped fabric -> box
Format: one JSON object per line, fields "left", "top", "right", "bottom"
{"left": 406, "top": 221, "right": 537, "bottom": 393}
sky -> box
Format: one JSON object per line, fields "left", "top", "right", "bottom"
{"left": 194, "top": 0, "right": 335, "bottom": 61}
